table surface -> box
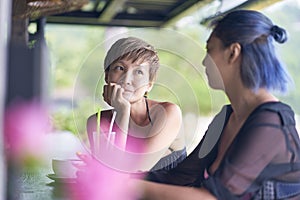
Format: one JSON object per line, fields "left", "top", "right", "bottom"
{"left": 18, "top": 167, "right": 73, "bottom": 200}
{"left": 16, "top": 132, "right": 89, "bottom": 200}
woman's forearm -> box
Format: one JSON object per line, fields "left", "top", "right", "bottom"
{"left": 136, "top": 180, "right": 216, "bottom": 200}
{"left": 114, "top": 108, "right": 130, "bottom": 150}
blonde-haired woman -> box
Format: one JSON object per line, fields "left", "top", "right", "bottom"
{"left": 87, "top": 37, "right": 186, "bottom": 172}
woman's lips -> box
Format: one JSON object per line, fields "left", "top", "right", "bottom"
{"left": 123, "top": 89, "right": 134, "bottom": 93}
{"left": 122, "top": 86, "right": 134, "bottom": 93}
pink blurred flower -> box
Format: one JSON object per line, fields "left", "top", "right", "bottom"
{"left": 4, "top": 101, "right": 50, "bottom": 160}
{"left": 68, "top": 154, "right": 143, "bottom": 200}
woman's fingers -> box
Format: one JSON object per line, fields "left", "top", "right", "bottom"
{"left": 72, "top": 160, "right": 86, "bottom": 170}
{"left": 111, "top": 84, "right": 124, "bottom": 105}
{"left": 103, "top": 83, "right": 118, "bottom": 105}
{"left": 103, "top": 85, "right": 109, "bottom": 104}
{"left": 111, "top": 84, "right": 118, "bottom": 101}
{"left": 103, "top": 83, "right": 130, "bottom": 109}
{"left": 116, "top": 87, "right": 124, "bottom": 100}
{"left": 76, "top": 151, "right": 92, "bottom": 163}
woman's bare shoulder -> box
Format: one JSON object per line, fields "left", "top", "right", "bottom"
{"left": 158, "top": 101, "right": 181, "bottom": 114}
{"left": 148, "top": 100, "right": 181, "bottom": 118}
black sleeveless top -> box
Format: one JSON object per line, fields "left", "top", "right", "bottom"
{"left": 146, "top": 102, "right": 300, "bottom": 199}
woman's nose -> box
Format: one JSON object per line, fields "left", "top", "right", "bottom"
{"left": 202, "top": 54, "right": 208, "bottom": 67}
{"left": 119, "top": 71, "right": 133, "bottom": 85}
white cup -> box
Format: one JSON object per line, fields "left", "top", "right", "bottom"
{"left": 52, "top": 159, "right": 82, "bottom": 178}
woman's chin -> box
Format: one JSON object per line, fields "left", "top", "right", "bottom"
{"left": 207, "top": 80, "right": 225, "bottom": 91}
{"left": 122, "top": 92, "right": 133, "bottom": 101}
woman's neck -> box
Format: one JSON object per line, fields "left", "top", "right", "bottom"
{"left": 227, "top": 88, "right": 278, "bottom": 122}
{"left": 130, "top": 97, "right": 149, "bottom": 125}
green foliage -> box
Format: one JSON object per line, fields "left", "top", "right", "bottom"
{"left": 51, "top": 109, "right": 77, "bottom": 133}
{"left": 50, "top": 98, "right": 97, "bottom": 142}
{"left": 46, "top": 25, "right": 105, "bottom": 88}
{"left": 264, "top": 0, "right": 300, "bottom": 114}
{"left": 46, "top": 0, "right": 300, "bottom": 136}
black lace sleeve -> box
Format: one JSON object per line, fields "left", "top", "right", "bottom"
{"left": 202, "top": 102, "right": 300, "bottom": 199}
{"left": 145, "top": 106, "right": 229, "bottom": 186}
{"left": 145, "top": 138, "right": 206, "bottom": 186}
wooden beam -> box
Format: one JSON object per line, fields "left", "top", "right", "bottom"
{"left": 240, "top": 0, "right": 284, "bottom": 10}
{"left": 47, "top": 16, "right": 162, "bottom": 27}
{"left": 12, "top": 0, "right": 28, "bottom": 45}
{"left": 0, "top": 0, "right": 11, "bottom": 198}
{"left": 163, "top": 0, "right": 214, "bottom": 27}
{"left": 201, "top": 0, "right": 285, "bottom": 25}
{"left": 98, "top": 0, "right": 127, "bottom": 22}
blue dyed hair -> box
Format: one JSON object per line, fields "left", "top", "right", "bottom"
{"left": 211, "top": 10, "right": 292, "bottom": 93}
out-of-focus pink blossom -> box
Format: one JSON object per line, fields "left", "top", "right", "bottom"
{"left": 67, "top": 136, "right": 146, "bottom": 200}
{"left": 4, "top": 101, "right": 50, "bottom": 160}
{"left": 68, "top": 153, "right": 143, "bottom": 200}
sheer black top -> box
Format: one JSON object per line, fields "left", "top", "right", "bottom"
{"left": 146, "top": 102, "right": 300, "bottom": 199}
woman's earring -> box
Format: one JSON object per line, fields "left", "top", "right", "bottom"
{"left": 144, "top": 91, "right": 148, "bottom": 98}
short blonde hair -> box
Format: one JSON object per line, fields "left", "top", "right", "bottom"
{"left": 104, "top": 37, "right": 159, "bottom": 82}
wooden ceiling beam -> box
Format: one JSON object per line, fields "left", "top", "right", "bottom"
{"left": 200, "top": 0, "right": 285, "bottom": 25}
{"left": 12, "top": 0, "right": 29, "bottom": 45}
{"left": 98, "top": 0, "right": 127, "bottom": 22}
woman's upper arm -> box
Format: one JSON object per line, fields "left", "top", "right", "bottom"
{"left": 86, "top": 114, "right": 97, "bottom": 147}
{"left": 217, "top": 124, "right": 286, "bottom": 195}
{"left": 144, "top": 103, "right": 182, "bottom": 153}
{"left": 86, "top": 114, "right": 97, "bottom": 134}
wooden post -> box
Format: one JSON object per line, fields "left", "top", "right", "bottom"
{"left": 7, "top": 0, "right": 49, "bottom": 105}
{"left": 0, "top": 0, "right": 11, "bottom": 199}
{"left": 6, "top": 1, "right": 49, "bottom": 198}
{"left": 11, "top": 0, "right": 28, "bottom": 45}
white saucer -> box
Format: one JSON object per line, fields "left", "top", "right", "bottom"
{"left": 46, "top": 174, "right": 76, "bottom": 183}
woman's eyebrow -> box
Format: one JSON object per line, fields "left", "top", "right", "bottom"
{"left": 114, "top": 60, "right": 126, "bottom": 65}
{"left": 138, "top": 62, "right": 148, "bottom": 67}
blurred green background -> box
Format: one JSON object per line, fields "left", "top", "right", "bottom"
{"left": 45, "top": 0, "right": 300, "bottom": 149}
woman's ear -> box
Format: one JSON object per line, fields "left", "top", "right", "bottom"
{"left": 147, "top": 82, "right": 154, "bottom": 92}
{"left": 228, "top": 43, "right": 241, "bottom": 64}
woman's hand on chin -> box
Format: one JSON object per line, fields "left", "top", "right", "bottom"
{"left": 103, "top": 83, "right": 131, "bottom": 111}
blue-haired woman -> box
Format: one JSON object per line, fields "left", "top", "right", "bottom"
{"left": 135, "top": 10, "right": 300, "bottom": 200}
